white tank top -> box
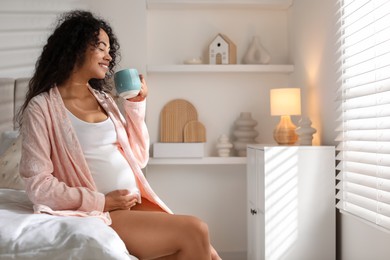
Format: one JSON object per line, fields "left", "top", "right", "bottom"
{"left": 66, "top": 109, "right": 140, "bottom": 198}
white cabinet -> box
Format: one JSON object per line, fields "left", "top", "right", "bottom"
{"left": 247, "top": 145, "right": 335, "bottom": 260}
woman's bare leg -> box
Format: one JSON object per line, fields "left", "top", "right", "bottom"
{"left": 132, "top": 200, "right": 221, "bottom": 260}
{"left": 110, "top": 201, "right": 212, "bottom": 260}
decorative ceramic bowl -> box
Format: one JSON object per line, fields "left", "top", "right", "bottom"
{"left": 183, "top": 57, "right": 203, "bottom": 64}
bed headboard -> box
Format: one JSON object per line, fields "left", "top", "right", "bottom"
{"left": 0, "top": 78, "right": 30, "bottom": 134}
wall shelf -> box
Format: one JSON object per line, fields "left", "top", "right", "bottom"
{"left": 146, "top": 0, "right": 292, "bottom": 168}
{"left": 148, "top": 157, "right": 247, "bottom": 165}
{"left": 147, "top": 0, "right": 293, "bottom": 10}
{"left": 147, "top": 64, "right": 294, "bottom": 73}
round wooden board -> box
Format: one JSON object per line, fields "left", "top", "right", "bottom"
{"left": 160, "top": 99, "right": 198, "bottom": 142}
{"left": 184, "top": 120, "right": 206, "bottom": 142}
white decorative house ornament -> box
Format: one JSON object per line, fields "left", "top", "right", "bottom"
{"left": 216, "top": 134, "right": 233, "bottom": 157}
{"left": 295, "top": 117, "right": 317, "bottom": 145}
{"left": 209, "top": 33, "right": 237, "bottom": 65}
{"left": 242, "top": 36, "right": 271, "bottom": 64}
{"left": 233, "top": 112, "right": 259, "bottom": 157}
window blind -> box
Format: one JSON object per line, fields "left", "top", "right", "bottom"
{"left": 0, "top": 0, "right": 86, "bottom": 78}
{"left": 336, "top": 0, "right": 390, "bottom": 230}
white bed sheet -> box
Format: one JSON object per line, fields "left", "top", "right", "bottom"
{"left": 0, "top": 188, "right": 137, "bottom": 260}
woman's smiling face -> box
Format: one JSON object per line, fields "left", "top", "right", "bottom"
{"left": 77, "top": 29, "right": 112, "bottom": 80}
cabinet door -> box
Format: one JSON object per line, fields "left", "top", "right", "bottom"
{"left": 263, "top": 146, "right": 335, "bottom": 260}
{"left": 247, "top": 148, "right": 265, "bottom": 260}
{"left": 247, "top": 148, "right": 258, "bottom": 209}
{"left": 248, "top": 205, "right": 264, "bottom": 260}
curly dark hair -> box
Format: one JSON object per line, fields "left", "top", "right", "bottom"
{"left": 18, "top": 10, "right": 120, "bottom": 123}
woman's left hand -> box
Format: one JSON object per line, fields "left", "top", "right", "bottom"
{"left": 127, "top": 74, "right": 148, "bottom": 102}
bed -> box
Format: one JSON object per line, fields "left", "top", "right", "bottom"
{"left": 0, "top": 78, "right": 137, "bottom": 259}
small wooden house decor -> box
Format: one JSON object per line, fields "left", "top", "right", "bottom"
{"left": 209, "top": 33, "right": 237, "bottom": 65}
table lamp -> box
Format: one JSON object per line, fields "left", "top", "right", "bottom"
{"left": 270, "top": 88, "right": 301, "bottom": 145}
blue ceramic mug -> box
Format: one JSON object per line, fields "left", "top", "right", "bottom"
{"left": 114, "top": 68, "right": 141, "bottom": 99}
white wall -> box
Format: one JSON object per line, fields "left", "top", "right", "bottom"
{"left": 83, "top": 0, "right": 147, "bottom": 74}
{"left": 289, "top": 0, "right": 338, "bottom": 146}
{"left": 145, "top": 6, "right": 291, "bottom": 154}
{"left": 290, "top": 0, "right": 390, "bottom": 259}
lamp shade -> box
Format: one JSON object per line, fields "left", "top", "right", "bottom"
{"left": 270, "top": 88, "right": 301, "bottom": 116}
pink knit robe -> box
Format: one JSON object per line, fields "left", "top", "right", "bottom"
{"left": 19, "top": 86, "right": 172, "bottom": 224}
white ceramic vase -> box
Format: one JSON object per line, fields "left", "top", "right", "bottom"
{"left": 216, "top": 134, "right": 233, "bottom": 157}
{"left": 242, "top": 36, "right": 271, "bottom": 64}
{"left": 295, "top": 116, "right": 317, "bottom": 145}
{"left": 233, "top": 112, "right": 259, "bottom": 156}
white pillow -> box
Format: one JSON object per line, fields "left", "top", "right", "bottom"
{"left": 0, "top": 134, "right": 24, "bottom": 190}
{"left": 0, "top": 131, "right": 19, "bottom": 156}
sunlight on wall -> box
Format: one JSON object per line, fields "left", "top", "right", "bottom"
{"left": 305, "top": 61, "right": 322, "bottom": 146}
{"left": 290, "top": 0, "right": 335, "bottom": 146}
{"left": 265, "top": 147, "right": 299, "bottom": 259}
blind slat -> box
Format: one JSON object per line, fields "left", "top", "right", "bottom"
{"left": 340, "top": 182, "right": 390, "bottom": 204}
{"left": 335, "top": 117, "right": 390, "bottom": 130}
{"left": 336, "top": 161, "right": 390, "bottom": 179}
{"left": 335, "top": 129, "right": 390, "bottom": 141}
{"left": 337, "top": 171, "right": 390, "bottom": 191}
{"left": 336, "top": 104, "right": 390, "bottom": 120}
{"left": 337, "top": 74, "right": 390, "bottom": 90}
{"left": 336, "top": 151, "right": 390, "bottom": 167}
{"left": 335, "top": 78, "right": 390, "bottom": 99}
{"left": 336, "top": 141, "right": 390, "bottom": 153}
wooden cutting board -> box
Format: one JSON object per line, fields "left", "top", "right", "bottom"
{"left": 184, "top": 120, "right": 206, "bottom": 142}
{"left": 160, "top": 99, "right": 198, "bottom": 142}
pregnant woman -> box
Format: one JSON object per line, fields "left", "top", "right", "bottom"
{"left": 18, "top": 10, "right": 221, "bottom": 260}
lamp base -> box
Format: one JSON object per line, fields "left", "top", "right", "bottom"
{"left": 273, "top": 115, "right": 298, "bottom": 145}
